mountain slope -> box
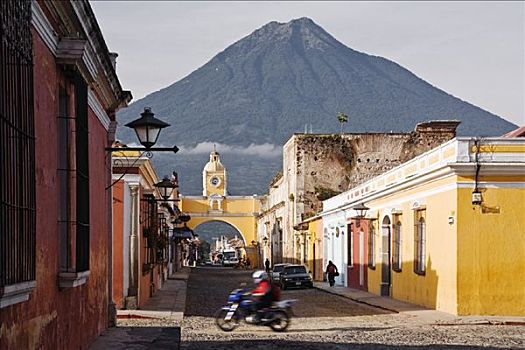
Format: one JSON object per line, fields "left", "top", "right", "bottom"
{"left": 115, "top": 17, "right": 516, "bottom": 195}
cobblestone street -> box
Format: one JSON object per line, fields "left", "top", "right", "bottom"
{"left": 179, "top": 267, "right": 524, "bottom": 350}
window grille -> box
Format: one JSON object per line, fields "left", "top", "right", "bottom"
{"left": 392, "top": 217, "right": 402, "bottom": 272}
{"left": 367, "top": 224, "right": 376, "bottom": 268}
{"left": 0, "top": 0, "right": 36, "bottom": 287}
{"left": 74, "top": 73, "right": 90, "bottom": 272}
{"left": 414, "top": 210, "right": 426, "bottom": 275}
{"left": 58, "top": 86, "right": 71, "bottom": 271}
{"left": 141, "top": 194, "right": 158, "bottom": 272}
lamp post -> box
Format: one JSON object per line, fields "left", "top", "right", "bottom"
{"left": 352, "top": 202, "right": 369, "bottom": 227}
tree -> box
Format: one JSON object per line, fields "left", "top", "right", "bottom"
{"left": 337, "top": 112, "right": 348, "bottom": 134}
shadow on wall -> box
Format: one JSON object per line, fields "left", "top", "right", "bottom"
{"left": 379, "top": 257, "right": 439, "bottom": 310}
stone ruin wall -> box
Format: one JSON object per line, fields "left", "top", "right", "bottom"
{"left": 294, "top": 121, "right": 460, "bottom": 220}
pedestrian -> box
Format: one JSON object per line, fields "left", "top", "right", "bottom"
{"left": 264, "top": 258, "right": 270, "bottom": 273}
{"left": 326, "top": 260, "right": 339, "bottom": 287}
{"left": 245, "top": 257, "right": 251, "bottom": 269}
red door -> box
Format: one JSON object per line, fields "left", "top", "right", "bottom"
{"left": 347, "top": 220, "right": 368, "bottom": 290}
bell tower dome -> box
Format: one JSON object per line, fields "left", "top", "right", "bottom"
{"left": 203, "top": 147, "right": 227, "bottom": 197}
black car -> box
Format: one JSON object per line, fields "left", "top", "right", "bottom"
{"left": 279, "top": 265, "right": 313, "bottom": 290}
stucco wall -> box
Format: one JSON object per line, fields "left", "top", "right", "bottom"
{"left": 112, "top": 181, "right": 125, "bottom": 309}
{"left": 365, "top": 177, "right": 458, "bottom": 314}
{"left": 457, "top": 181, "right": 525, "bottom": 316}
{"left": 0, "top": 30, "right": 110, "bottom": 350}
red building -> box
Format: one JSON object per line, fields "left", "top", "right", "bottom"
{"left": 0, "top": 1, "right": 130, "bottom": 348}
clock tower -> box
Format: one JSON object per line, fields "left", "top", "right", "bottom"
{"left": 203, "top": 148, "right": 227, "bottom": 197}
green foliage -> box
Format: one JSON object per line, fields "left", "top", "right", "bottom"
{"left": 337, "top": 112, "right": 348, "bottom": 124}
{"left": 315, "top": 186, "right": 341, "bottom": 201}
{"left": 337, "top": 112, "right": 348, "bottom": 134}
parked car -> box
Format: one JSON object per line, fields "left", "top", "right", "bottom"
{"left": 271, "top": 263, "right": 290, "bottom": 283}
{"left": 279, "top": 265, "right": 313, "bottom": 290}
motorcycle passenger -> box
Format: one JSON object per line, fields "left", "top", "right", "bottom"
{"left": 251, "top": 270, "right": 273, "bottom": 321}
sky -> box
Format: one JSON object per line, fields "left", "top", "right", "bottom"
{"left": 90, "top": 1, "right": 525, "bottom": 126}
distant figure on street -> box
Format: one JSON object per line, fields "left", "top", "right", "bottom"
{"left": 245, "top": 257, "right": 251, "bottom": 269}
{"left": 264, "top": 258, "right": 270, "bottom": 273}
{"left": 326, "top": 260, "right": 339, "bottom": 287}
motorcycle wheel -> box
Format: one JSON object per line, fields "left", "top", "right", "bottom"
{"left": 269, "top": 310, "right": 290, "bottom": 332}
{"left": 214, "top": 308, "right": 239, "bottom": 332}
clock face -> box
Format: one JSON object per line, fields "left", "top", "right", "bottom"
{"left": 210, "top": 176, "right": 220, "bottom": 187}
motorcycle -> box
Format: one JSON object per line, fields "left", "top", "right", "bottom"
{"left": 215, "top": 287, "right": 296, "bottom": 332}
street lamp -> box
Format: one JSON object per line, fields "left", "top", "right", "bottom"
{"left": 125, "top": 107, "right": 170, "bottom": 149}
{"left": 154, "top": 176, "right": 177, "bottom": 201}
{"left": 106, "top": 108, "right": 179, "bottom": 190}
{"left": 352, "top": 202, "right": 369, "bottom": 227}
{"left": 106, "top": 107, "right": 179, "bottom": 154}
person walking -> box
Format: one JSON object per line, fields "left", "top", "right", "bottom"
{"left": 264, "top": 258, "right": 271, "bottom": 273}
{"left": 326, "top": 260, "right": 338, "bottom": 287}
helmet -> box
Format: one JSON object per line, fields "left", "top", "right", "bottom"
{"left": 252, "top": 270, "right": 267, "bottom": 284}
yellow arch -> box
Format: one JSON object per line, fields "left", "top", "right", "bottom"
{"left": 180, "top": 196, "right": 262, "bottom": 265}
{"left": 189, "top": 218, "right": 250, "bottom": 246}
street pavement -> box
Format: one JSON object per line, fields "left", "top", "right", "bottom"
{"left": 89, "top": 269, "right": 189, "bottom": 350}
{"left": 90, "top": 267, "right": 525, "bottom": 350}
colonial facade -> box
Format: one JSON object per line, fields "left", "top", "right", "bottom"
{"left": 111, "top": 151, "right": 179, "bottom": 310}
{"left": 322, "top": 137, "right": 525, "bottom": 316}
{"left": 258, "top": 121, "right": 460, "bottom": 266}
{"left": 0, "top": 1, "right": 130, "bottom": 348}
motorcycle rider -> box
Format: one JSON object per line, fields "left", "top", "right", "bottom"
{"left": 250, "top": 270, "right": 274, "bottom": 322}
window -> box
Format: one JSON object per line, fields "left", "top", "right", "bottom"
{"left": 368, "top": 223, "right": 376, "bottom": 269}
{"left": 0, "top": 0, "right": 36, "bottom": 307}
{"left": 56, "top": 72, "right": 90, "bottom": 288}
{"left": 142, "top": 194, "right": 158, "bottom": 273}
{"left": 58, "top": 86, "right": 71, "bottom": 271}
{"left": 414, "top": 210, "right": 426, "bottom": 275}
{"left": 74, "top": 73, "right": 90, "bottom": 272}
{"left": 392, "top": 215, "right": 402, "bottom": 272}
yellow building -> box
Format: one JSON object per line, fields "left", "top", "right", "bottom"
{"left": 322, "top": 137, "right": 525, "bottom": 316}
{"left": 179, "top": 151, "right": 262, "bottom": 265}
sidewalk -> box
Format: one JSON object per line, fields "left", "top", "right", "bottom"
{"left": 313, "top": 281, "right": 525, "bottom": 325}
{"left": 89, "top": 268, "right": 190, "bottom": 350}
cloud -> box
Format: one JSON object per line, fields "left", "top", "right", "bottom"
{"left": 179, "top": 142, "right": 281, "bottom": 158}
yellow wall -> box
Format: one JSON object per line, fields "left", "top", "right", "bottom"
{"left": 306, "top": 218, "right": 321, "bottom": 278}
{"left": 456, "top": 180, "right": 525, "bottom": 316}
{"left": 366, "top": 176, "right": 458, "bottom": 314}
{"left": 181, "top": 197, "right": 260, "bottom": 214}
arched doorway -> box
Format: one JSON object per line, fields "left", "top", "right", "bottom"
{"left": 193, "top": 220, "right": 248, "bottom": 267}
{"left": 381, "top": 216, "right": 391, "bottom": 296}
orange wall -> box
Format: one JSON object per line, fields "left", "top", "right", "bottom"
{"left": 112, "top": 181, "right": 125, "bottom": 309}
